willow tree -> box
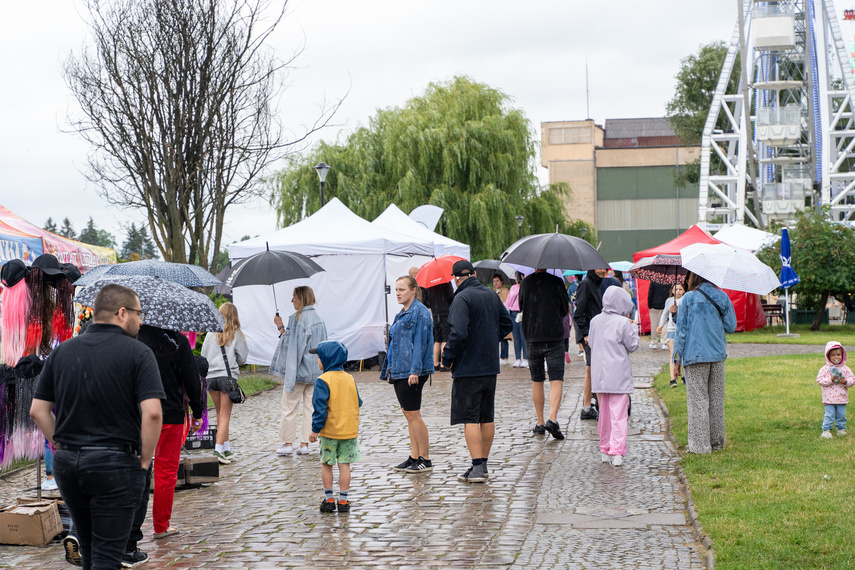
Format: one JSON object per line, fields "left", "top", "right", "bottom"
{"left": 272, "top": 76, "right": 577, "bottom": 260}
{"left": 64, "top": 0, "right": 336, "bottom": 270}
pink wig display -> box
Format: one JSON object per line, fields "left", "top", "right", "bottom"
{"left": 0, "top": 280, "right": 31, "bottom": 366}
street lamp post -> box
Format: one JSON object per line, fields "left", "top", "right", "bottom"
{"left": 314, "top": 162, "right": 331, "bottom": 206}
{"left": 515, "top": 215, "right": 524, "bottom": 240}
{"left": 580, "top": 226, "right": 588, "bottom": 242}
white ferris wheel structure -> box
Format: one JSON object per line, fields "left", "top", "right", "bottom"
{"left": 698, "top": 0, "right": 855, "bottom": 230}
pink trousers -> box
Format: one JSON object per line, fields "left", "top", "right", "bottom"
{"left": 598, "top": 393, "right": 629, "bottom": 456}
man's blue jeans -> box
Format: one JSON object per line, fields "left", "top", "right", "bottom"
{"left": 822, "top": 404, "right": 848, "bottom": 431}
{"left": 54, "top": 448, "right": 146, "bottom": 570}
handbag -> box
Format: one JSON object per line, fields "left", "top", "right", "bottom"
{"left": 221, "top": 345, "right": 246, "bottom": 404}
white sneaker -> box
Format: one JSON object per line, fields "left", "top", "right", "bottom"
{"left": 295, "top": 446, "right": 310, "bottom": 455}
{"left": 512, "top": 359, "right": 521, "bottom": 368}
{"left": 838, "top": 429, "right": 847, "bottom": 437}
{"left": 520, "top": 359, "right": 529, "bottom": 368}
{"left": 577, "top": 351, "right": 585, "bottom": 357}
{"left": 601, "top": 453, "right": 611, "bottom": 463}
{"left": 276, "top": 446, "right": 293, "bottom": 455}
{"left": 821, "top": 430, "right": 833, "bottom": 439}
{"left": 41, "top": 477, "right": 58, "bottom": 491}
{"left": 649, "top": 342, "right": 658, "bottom": 349}
{"left": 611, "top": 455, "right": 624, "bottom": 466}
{"left": 500, "top": 359, "right": 510, "bottom": 366}
{"left": 660, "top": 343, "right": 670, "bottom": 350}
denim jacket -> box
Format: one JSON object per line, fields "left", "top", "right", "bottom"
{"left": 673, "top": 283, "right": 737, "bottom": 366}
{"left": 269, "top": 306, "right": 327, "bottom": 392}
{"left": 380, "top": 299, "right": 435, "bottom": 381}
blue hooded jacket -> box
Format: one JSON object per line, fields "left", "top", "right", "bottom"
{"left": 311, "top": 341, "right": 363, "bottom": 437}
{"left": 673, "top": 282, "right": 737, "bottom": 365}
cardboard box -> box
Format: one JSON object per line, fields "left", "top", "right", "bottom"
{"left": 0, "top": 500, "right": 63, "bottom": 546}
{"left": 182, "top": 455, "right": 219, "bottom": 485}
{"left": 184, "top": 427, "right": 217, "bottom": 450}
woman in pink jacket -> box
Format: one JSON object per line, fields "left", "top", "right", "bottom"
{"left": 816, "top": 341, "right": 855, "bottom": 439}
{"left": 588, "top": 286, "right": 639, "bottom": 466}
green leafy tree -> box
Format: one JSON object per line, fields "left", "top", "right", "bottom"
{"left": 272, "top": 76, "right": 574, "bottom": 260}
{"left": 756, "top": 207, "right": 855, "bottom": 330}
{"left": 59, "top": 218, "right": 76, "bottom": 239}
{"left": 121, "top": 223, "right": 158, "bottom": 261}
{"left": 77, "top": 217, "right": 116, "bottom": 249}
{"left": 44, "top": 217, "right": 58, "bottom": 233}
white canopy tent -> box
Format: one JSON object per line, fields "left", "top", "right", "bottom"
{"left": 713, "top": 224, "right": 779, "bottom": 253}
{"left": 228, "top": 198, "right": 435, "bottom": 364}
{"left": 372, "top": 204, "right": 470, "bottom": 259}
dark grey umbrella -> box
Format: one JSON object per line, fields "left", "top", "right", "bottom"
{"left": 75, "top": 275, "right": 224, "bottom": 332}
{"left": 500, "top": 232, "right": 609, "bottom": 271}
{"left": 76, "top": 260, "right": 222, "bottom": 287}
{"left": 472, "top": 259, "right": 515, "bottom": 284}
{"left": 226, "top": 244, "right": 325, "bottom": 314}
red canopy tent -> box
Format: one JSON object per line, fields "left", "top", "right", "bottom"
{"left": 633, "top": 225, "right": 766, "bottom": 334}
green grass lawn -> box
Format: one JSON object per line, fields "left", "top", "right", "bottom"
{"left": 726, "top": 324, "right": 855, "bottom": 345}
{"left": 206, "top": 373, "right": 277, "bottom": 408}
{"left": 656, "top": 355, "right": 855, "bottom": 569}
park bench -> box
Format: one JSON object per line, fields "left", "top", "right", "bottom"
{"left": 762, "top": 303, "right": 784, "bottom": 326}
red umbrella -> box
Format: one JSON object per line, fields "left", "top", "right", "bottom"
{"left": 416, "top": 255, "right": 467, "bottom": 288}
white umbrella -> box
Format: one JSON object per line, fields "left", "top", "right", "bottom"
{"left": 680, "top": 243, "right": 781, "bottom": 295}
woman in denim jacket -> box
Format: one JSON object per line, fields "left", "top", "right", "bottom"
{"left": 673, "top": 271, "right": 737, "bottom": 454}
{"left": 270, "top": 286, "right": 327, "bottom": 456}
{"left": 381, "top": 275, "right": 435, "bottom": 474}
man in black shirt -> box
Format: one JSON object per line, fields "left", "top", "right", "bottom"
{"left": 519, "top": 269, "right": 569, "bottom": 440}
{"left": 31, "top": 283, "right": 164, "bottom": 569}
{"left": 442, "top": 261, "right": 513, "bottom": 483}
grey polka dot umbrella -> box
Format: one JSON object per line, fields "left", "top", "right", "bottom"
{"left": 75, "top": 260, "right": 222, "bottom": 287}
{"left": 75, "top": 275, "right": 224, "bottom": 332}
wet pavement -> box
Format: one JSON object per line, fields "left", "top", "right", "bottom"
{"left": 0, "top": 342, "right": 822, "bottom": 568}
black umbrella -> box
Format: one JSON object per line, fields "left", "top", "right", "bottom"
{"left": 225, "top": 244, "right": 325, "bottom": 314}
{"left": 472, "top": 259, "right": 515, "bottom": 284}
{"left": 500, "top": 232, "right": 609, "bottom": 271}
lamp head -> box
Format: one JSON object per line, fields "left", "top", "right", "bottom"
{"left": 314, "top": 162, "right": 331, "bottom": 183}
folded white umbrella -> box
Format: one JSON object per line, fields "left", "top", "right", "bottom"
{"left": 680, "top": 243, "right": 781, "bottom": 295}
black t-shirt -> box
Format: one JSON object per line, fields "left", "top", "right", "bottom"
{"left": 34, "top": 323, "right": 165, "bottom": 450}
{"left": 519, "top": 272, "right": 569, "bottom": 343}
{"left": 137, "top": 325, "right": 204, "bottom": 425}
{"left": 423, "top": 282, "right": 454, "bottom": 317}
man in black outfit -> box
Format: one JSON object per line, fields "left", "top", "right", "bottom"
{"left": 442, "top": 260, "right": 513, "bottom": 484}
{"left": 423, "top": 281, "right": 454, "bottom": 370}
{"left": 31, "top": 284, "right": 164, "bottom": 569}
{"left": 519, "top": 269, "right": 568, "bottom": 439}
{"left": 647, "top": 281, "right": 671, "bottom": 349}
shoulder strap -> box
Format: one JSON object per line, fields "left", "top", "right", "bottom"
{"left": 220, "top": 345, "right": 233, "bottom": 379}
{"left": 695, "top": 287, "right": 724, "bottom": 319}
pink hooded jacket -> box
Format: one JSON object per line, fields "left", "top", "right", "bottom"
{"left": 589, "top": 286, "right": 639, "bottom": 394}
{"left": 816, "top": 341, "right": 855, "bottom": 405}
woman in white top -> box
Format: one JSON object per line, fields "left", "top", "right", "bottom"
{"left": 657, "top": 282, "right": 685, "bottom": 388}
{"left": 201, "top": 302, "right": 249, "bottom": 464}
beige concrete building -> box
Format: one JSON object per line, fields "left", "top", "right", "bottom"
{"left": 541, "top": 118, "right": 700, "bottom": 261}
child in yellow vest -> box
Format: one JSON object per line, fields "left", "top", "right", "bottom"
{"left": 308, "top": 341, "right": 363, "bottom": 513}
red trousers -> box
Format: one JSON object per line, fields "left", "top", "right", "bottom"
{"left": 153, "top": 423, "right": 185, "bottom": 533}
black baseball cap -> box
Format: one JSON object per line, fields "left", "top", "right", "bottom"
{"left": 451, "top": 260, "right": 475, "bottom": 277}
{"left": 31, "top": 254, "right": 66, "bottom": 276}
{"left": 1, "top": 259, "right": 29, "bottom": 288}
{"left": 60, "top": 263, "right": 82, "bottom": 283}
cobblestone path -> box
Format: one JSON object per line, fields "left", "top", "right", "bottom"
{"left": 0, "top": 342, "right": 821, "bottom": 568}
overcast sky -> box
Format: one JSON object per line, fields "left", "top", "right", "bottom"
{"left": 0, "top": 1, "right": 739, "bottom": 257}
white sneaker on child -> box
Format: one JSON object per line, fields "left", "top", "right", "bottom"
{"left": 601, "top": 453, "right": 611, "bottom": 463}
{"left": 611, "top": 455, "right": 624, "bottom": 466}
{"left": 838, "top": 429, "right": 847, "bottom": 437}
{"left": 821, "top": 430, "right": 833, "bottom": 439}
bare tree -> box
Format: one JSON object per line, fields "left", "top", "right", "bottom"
{"left": 64, "top": 0, "right": 338, "bottom": 270}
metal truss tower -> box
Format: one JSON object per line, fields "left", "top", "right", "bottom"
{"left": 698, "top": 0, "right": 855, "bottom": 230}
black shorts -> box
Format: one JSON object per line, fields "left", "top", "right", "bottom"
{"left": 433, "top": 314, "right": 450, "bottom": 343}
{"left": 527, "top": 341, "right": 565, "bottom": 383}
{"left": 450, "top": 375, "right": 496, "bottom": 425}
{"left": 207, "top": 376, "right": 232, "bottom": 393}
{"left": 392, "top": 374, "right": 429, "bottom": 411}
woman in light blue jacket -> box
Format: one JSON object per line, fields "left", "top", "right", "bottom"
{"left": 673, "top": 271, "right": 737, "bottom": 454}
{"left": 270, "top": 286, "right": 327, "bottom": 456}
{"left": 381, "top": 275, "right": 435, "bottom": 474}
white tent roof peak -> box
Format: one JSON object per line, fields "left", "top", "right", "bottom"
{"left": 372, "top": 203, "right": 470, "bottom": 259}
{"left": 228, "top": 197, "right": 434, "bottom": 260}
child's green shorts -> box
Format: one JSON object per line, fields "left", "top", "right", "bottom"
{"left": 319, "top": 436, "right": 360, "bottom": 465}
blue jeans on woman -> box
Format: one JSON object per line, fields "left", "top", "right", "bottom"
{"left": 509, "top": 310, "right": 526, "bottom": 360}
{"left": 822, "top": 404, "right": 847, "bottom": 430}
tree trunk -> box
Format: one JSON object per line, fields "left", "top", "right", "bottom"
{"left": 811, "top": 291, "right": 830, "bottom": 331}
